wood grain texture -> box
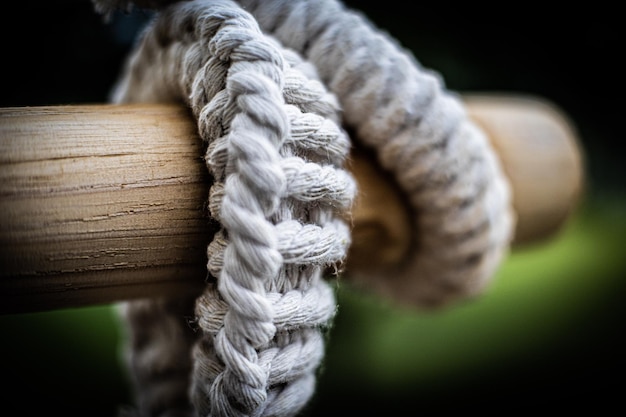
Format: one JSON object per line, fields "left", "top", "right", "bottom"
{"left": 0, "top": 104, "right": 212, "bottom": 312}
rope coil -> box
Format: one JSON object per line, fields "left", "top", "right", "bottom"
{"left": 93, "top": 0, "right": 515, "bottom": 415}
{"left": 233, "top": 0, "right": 514, "bottom": 307}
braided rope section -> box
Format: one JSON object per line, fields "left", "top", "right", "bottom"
{"left": 112, "top": 0, "right": 355, "bottom": 416}
{"left": 236, "top": 0, "right": 515, "bottom": 308}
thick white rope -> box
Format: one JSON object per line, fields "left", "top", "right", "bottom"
{"left": 110, "top": 1, "right": 355, "bottom": 416}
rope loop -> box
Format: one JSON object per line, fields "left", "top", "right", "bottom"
{"left": 236, "top": 0, "right": 514, "bottom": 307}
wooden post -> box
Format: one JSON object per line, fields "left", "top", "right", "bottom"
{"left": 0, "top": 96, "right": 585, "bottom": 314}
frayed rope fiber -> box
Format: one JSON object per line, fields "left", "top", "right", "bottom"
{"left": 93, "top": 0, "right": 515, "bottom": 416}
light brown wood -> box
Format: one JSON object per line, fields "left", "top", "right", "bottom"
{"left": 0, "top": 98, "right": 585, "bottom": 313}
{"left": 464, "top": 94, "right": 585, "bottom": 246}
{"left": 0, "top": 104, "right": 210, "bottom": 313}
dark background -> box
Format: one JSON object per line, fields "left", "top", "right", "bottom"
{"left": 1, "top": 1, "right": 624, "bottom": 416}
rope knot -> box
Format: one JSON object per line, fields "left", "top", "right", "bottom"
{"left": 105, "top": 1, "right": 514, "bottom": 416}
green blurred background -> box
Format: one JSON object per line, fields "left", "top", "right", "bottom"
{"left": 1, "top": 1, "right": 624, "bottom": 415}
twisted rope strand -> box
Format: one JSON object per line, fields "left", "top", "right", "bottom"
{"left": 110, "top": 1, "right": 355, "bottom": 415}
{"left": 117, "top": 296, "right": 199, "bottom": 417}
{"left": 195, "top": 284, "right": 336, "bottom": 334}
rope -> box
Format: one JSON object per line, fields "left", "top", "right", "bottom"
{"left": 92, "top": 0, "right": 515, "bottom": 415}
{"left": 117, "top": 295, "right": 199, "bottom": 417}
{"left": 234, "top": 0, "right": 515, "bottom": 307}
{"left": 109, "top": 1, "right": 354, "bottom": 416}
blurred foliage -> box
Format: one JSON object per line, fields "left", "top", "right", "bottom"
{"left": 1, "top": 0, "right": 624, "bottom": 415}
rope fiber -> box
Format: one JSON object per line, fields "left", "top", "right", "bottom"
{"left": 91, "top": 0, "right": 515, "bottom": 416}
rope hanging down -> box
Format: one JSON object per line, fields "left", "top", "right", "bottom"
{"left": 92, "top": 0, "right": 515, "bottom": 416}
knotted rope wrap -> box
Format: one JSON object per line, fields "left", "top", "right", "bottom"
{"left": 93, "top": 0, "right": 515, "bottom": 415}
{"left": 110, "top": 1, "right": 355, "bottom": 416}
{"left": 233, "top": 0, "right": 515, "bottom": 307}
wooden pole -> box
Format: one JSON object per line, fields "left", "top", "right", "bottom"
{"left": 0, "top": 97, "right": 584, "bottom": 314}
{"left": 0, "top": 104, "right": 212, "bottom": 313}
{"left": 463, "top": 94, "right": 585, "bottom": 245}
